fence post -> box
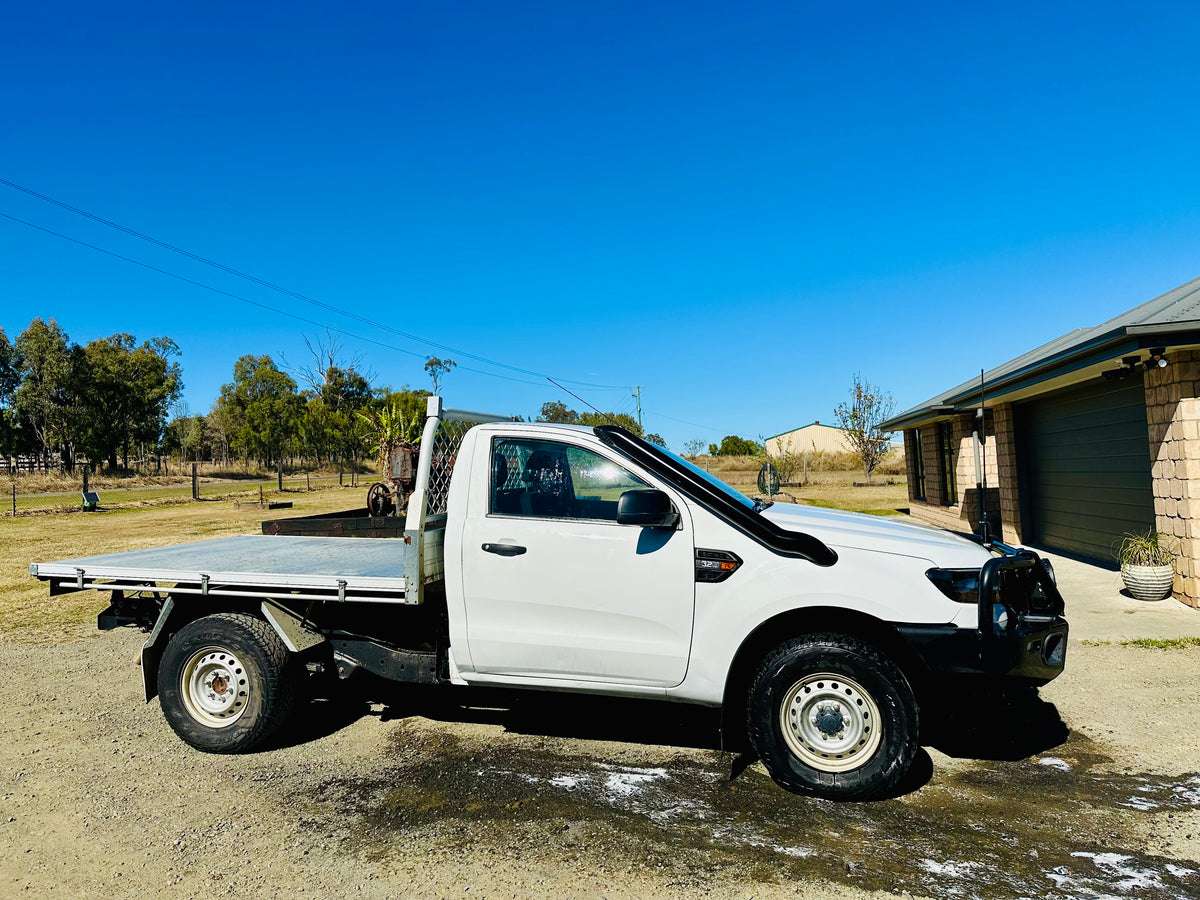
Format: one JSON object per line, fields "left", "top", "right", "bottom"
{"left": 192, "top": 463, "right": 199, "bottom": 500}
{"left": 82, "top": 465, "right": 89, "bottom": 494}
{"left": 11, "top": 484, "right": 15, "bottom": 517}
{"left": 259, "top": 484, "right": 264, "bottom": 507}
{"left": 277, "top": 459, "right": 283, "bottom": 492}
{"left": 306, "top": 471, "right": 310, "bottom": 491}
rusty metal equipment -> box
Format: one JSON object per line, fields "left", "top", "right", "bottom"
{"left": 364, "top": 445, "right": 419, "bottom": 517}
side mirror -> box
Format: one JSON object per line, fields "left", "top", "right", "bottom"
{"left": 616, "top": 489, "right": 679, "bottom": 528}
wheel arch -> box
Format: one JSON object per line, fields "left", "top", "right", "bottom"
{"left": 720, "top": 606, "right": 930, "bottom": 751}
{"left": 140, "top": 596, "right": 272, "bottom": 702}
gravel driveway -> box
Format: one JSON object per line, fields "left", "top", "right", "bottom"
{"left": 2, "top": 549, "right": 1199, "bottom": 899}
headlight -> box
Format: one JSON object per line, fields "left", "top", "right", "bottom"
{"left": 1041, "top": 558, "right": 1056, "bottom": 585}
{"left": 925, "top": 567, "right": 980, "bottom": 604}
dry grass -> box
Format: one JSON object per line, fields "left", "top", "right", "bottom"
{"left": 3, "top": 462, "right": 911, "bottom": 640}
{"left": 717, "top": 467, "right": 911, "bottom": 516}
{"left": 0, "top": 489, "right": 366, "bottom": 639}
{"left": 1, "top": 460, "right": 381, "bottom": 494}
{"left": 695, "top": 449, "right": 907, "bottom": 479}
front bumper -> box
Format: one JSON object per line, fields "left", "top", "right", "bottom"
{"left": 901, "top": 545, "right": 1069, "bottom": 685}
{"left": 897, "top": 618, "right": 1069, "bottom": 685}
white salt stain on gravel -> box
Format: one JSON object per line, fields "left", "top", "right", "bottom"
{"left": 919, "top": 858, "right": 979, "bottom": 879}
{"left": 1173, "top": 775, "right": 1200, "bottom": 804}
{"left": 1038, "top": 756, "right": 1072, "bottom": 771}
{"left": 1069, "top": 852, "right": 1165, "bottom": 892}
{"left": 599, "top": 764, "right": 669, "bottom": 798}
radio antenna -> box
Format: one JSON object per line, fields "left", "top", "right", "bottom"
{"left": 974, "top": 368, "right": 990, "bottom": 545}
{"left": 547, "top": 377, "right": 624, "bottom": 428}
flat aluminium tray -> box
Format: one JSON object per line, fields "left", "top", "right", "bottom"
{"left": 31, "top": 534, "right": 408, "bottom": 603}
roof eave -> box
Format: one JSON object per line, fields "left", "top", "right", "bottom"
{"left": 882, "top": 323, "right": 1200, "bottom": 431}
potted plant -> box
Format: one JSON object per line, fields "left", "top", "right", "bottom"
{"left": 1116, "top": 530, "right": 1178, "bottom": 601}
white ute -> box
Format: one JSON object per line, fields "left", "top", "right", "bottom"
{"left": 31, "top": 397, "right": 1068, "bottom": 800}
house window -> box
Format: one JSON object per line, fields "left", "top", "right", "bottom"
{"left": 938, "top": 421, "right": 957, "bottom": 506}
{"left": 911, "top": 429, "right": 926, "bottom": 501}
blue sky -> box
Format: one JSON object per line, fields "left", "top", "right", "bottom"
{"left": 3, "top": 1, "right": 1199, "bottom": 448}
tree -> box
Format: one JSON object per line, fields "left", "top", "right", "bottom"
{"left": 537, "top": 401, "right": 579, "bottom": 424}
{"left": 0, "top": 328, "right": 18, "bottom": 460}
{"left": 682, "top": 438, "right": 706, "bottom": 459}
{"left": 834, "top": 373, "right": 896, "bottom": 483}
{"left": 424, "top": 356, "right": 456, "bottom": 394}
{"left": 0, "top": 327, "right": 17, "bottom": 405}
{"left": 206, "top": 399, "right": 239, "bottom": 466}
{"left": 577, "top": 411, "right": 641, "bottom": 434}
{"left": 535, "top": 401, "right": 644, "bottom": 435}
{"left": 218, "top": 355, "right": 303, "bottom": 467}
{"left": 75, "top": 334, "right": 182, "bottom": 469}
{"left": 709, "top": 435, "right": 764, "bottom": 456}
{"left": 644, "top": 433, "right": 666, "bottom": 447}
{"left": 13, "top": 318, "right": 74, "bottom": 467}
{"left": 767, "top": 450, "right": 805, "bottom": 484}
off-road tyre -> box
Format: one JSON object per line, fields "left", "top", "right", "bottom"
{"left": 747, "top": 632, "right": 918, "bottom": 801}
{"left": 158, "top": 612, "right": 297, "bottom": 753}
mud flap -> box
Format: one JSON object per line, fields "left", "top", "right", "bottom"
{"left": 140, "top": 597, "right": 176, "bottom": 702}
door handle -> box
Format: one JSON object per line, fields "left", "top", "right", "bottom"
{"left": 482, "top": 543, "right": 527, "bottom": 557}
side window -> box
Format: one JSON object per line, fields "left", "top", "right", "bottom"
{"left": 490, "top": 438, "right": 648, "bottom": 521}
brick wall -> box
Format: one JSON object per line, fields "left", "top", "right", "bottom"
{"left": 1145, "top": 349, "right": 1200, "bottom": 607}
{"left": 905, "top": 411, "right": 1007, "bottom": 537}
{"left": 993, "top": 403, "right": 1022, "bottom": 544}
{"left": 903, "top": 430, "right": 923, "bottom": 500}
{"left": 921, "top": 426, "right": 945, "bottom": 506}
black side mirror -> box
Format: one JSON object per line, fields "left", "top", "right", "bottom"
{"left": 616, "top": 489, "right": 679, "bottom": 528}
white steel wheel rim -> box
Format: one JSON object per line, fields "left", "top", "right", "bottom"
{"left": 180, "top": 646, "right": 251, "bottom": 728}
{"left": 779, "top": 673, "right": 883, "bottom": 772}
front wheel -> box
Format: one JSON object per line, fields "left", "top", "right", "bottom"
{"left": 747, "top": 633, "right": 918, "bottom": 801}
{"left": 157, "top": 612, "right": 296, "bottom": 753}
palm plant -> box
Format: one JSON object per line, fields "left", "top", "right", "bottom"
{"left": 357, "top": 400, "right": 423, "bottom": 465}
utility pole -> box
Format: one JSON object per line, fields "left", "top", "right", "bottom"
{"left": 632, "top": 386, "right": 644, "bottom": 434}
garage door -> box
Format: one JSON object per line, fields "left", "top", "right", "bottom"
{"left": 1015, "top": 375, "right": 1153, "bottom": 562}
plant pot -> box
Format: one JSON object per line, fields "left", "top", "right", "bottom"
{"left": 1121, "top": 563, "right": 1175, "bottom": 602}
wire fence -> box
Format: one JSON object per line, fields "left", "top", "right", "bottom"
{"left": 2, "top": 466, "right": 365, "bottom": 517}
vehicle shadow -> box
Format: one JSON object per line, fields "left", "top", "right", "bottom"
{"left": 921, "top": 684, "right": 1069, "bottom": 761}
{"left": 262, "top": 689, "right": 375, "bottom": 751}
{"left": 377, "top": 686, "right": 938, "bottom": 798}
{"left": 379, "top": 687, "right": 726, "bottom": 752}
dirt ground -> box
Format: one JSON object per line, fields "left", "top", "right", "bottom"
{"left": 1, "top": 622, "right": 1198, "bottom": 899}
{"left": 3, "top": 501, "right": 1200, "bottom": 898}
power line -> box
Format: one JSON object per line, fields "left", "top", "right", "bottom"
{"left": 0, "top": 211, "right": 552, "bottom": 387}
{"left": 643, "top": 409, "right": 728, "bottom": 434}
{"left": 0, "top": 177, "right": 630, "bottom": 391}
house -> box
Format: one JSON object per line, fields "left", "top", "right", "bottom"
{"left": 881, "top": 275, "right": 1200, "bottom": 607}
{"left": 765, "top": 421, "right": 854, "bottom": 457}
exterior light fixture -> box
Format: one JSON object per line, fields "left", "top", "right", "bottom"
{"left": 1143, "top": 347, "right": 1170, "bottom": 370}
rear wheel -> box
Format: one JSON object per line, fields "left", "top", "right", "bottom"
{"left": 747, "top": 633, "right": 918, "bottom": 801}
{"left": 158, "top": 612, "right": 296, "bottom": 753}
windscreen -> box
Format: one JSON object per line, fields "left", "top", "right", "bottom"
{"left": 642, "top": 443, "right": 757, "bottom": 512}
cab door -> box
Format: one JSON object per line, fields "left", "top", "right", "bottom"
{"left": 459, "top": 435, "right": 695, "bottom": 687}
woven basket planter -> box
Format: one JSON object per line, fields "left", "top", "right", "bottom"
{"left": 1121, "top": 564, "right": 1175, "bottom": 602}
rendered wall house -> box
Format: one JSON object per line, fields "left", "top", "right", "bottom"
{"left": 765, "top": 422, "right": 854, "bottom": 456}
{"left": 881, "top": 275, "right": 1200, "bottom": 608}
